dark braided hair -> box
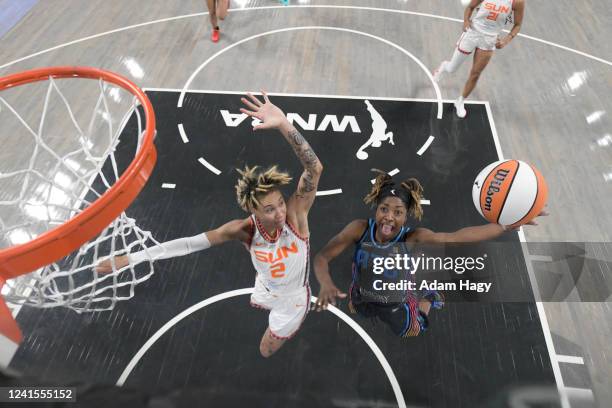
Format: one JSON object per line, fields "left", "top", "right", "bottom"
{"left": 363, "top": 169, "right": 424, "bottom": 220}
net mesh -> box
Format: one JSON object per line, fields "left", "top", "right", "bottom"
{"left": 0, "top": 74, "right": 159, "bottom": 312}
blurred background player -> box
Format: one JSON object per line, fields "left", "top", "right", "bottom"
{"left": 97, "top": 91, "right": 323, "bottom": 357}
{"left": 206, "top": 0, "right": 230, "bottom": 42}
{"left": 433, "top": 0, "right": 525, "bottom": 118}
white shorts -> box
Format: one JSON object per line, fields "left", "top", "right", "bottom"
{"left": 457, "top": 28, "right": 498, "bottom": 53}
{"left": 250, "top": 278, "right": 310, "bottom": 339}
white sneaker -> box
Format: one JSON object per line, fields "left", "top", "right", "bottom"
{"left": 433, "top": 61, "right": 448, "bottom": 83}
{"left": 454, "top": 98, "right": 467, "bottom": 118}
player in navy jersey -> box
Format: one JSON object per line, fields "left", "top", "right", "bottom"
{"left": 313, "top": 170, "right": 544, "bottom": 337}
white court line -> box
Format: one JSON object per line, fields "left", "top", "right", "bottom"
{"left": 487, "top": 94, "right": 567, "bottom": 408}
{"left": 177, "top": 123, "right": 189, "bottom": 143}
{"left": 530, "top": 255, "right": 553, "bottom": 262}
{"left": 177, "top": 26, "right": 444, "bottom": 120}
{"left": 417, "top": 136, "right": 435, "bottom": 156}
{"left": 2, "top": 5, "right": 611, "bottom": 71}
{"left": 562, "top": 387, "right": 594, "bottom": 401}
{"left": 556, "top": 355, "right": 585, "bottom": 365}
{"left": 161, "top": 183, "right": 176, "bottom": 189}
{"left": 198, "top": 157, "right": 221, "bottom": 175}
{"left": 371, "top": 168, "right": 399, "bottom": 184}
{"left": 0, "top": 335, "right": 19, "bottom": 367}
{"left": 484, "top": 102, "right": 505, "bottom": 162}
{"left": 116, "top": 288, "right": 407, "bottom": 408}
{"left": 316, "top": 189, "right": 342, "bottom": 196}
{"left": 146, "top": 87, "right": 487, "bottom": 105}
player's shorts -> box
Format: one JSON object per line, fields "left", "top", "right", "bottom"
{"left": 352, "top": 300, "right": 427, "bottom": 337}
{"left": 457, "top": 28, "right": 498, "bottom": 53}
{"left": 250, "top": 278, "right": 310, "bottom": 339}
{"left": 350, "top": 286, "right": 426, "bottom": 337}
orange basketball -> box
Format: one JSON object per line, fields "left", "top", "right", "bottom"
{"left": 472, "top": 160, "right": 548, "bottom": 227}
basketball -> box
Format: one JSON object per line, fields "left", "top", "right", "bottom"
{"left": 472, "top": 160, "right": 548, "bottom": 227}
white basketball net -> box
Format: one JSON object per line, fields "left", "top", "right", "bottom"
{"left": 0, "top": 75, "right": 160, "bottom": 312}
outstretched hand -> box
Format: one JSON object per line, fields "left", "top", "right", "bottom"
{"left": 240, "top": 91, "right": 288, "bottom": 131}
{"left": 313, "top": 283, "right": 347, "bottom": 311}
{"left": 505, "top": 210, "right": 549, "bottom": 231}
{"left": 524, "top": 210, "right": 549, "bottom": 226}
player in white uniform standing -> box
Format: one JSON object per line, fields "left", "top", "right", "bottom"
{"left": 96, "top": 91, "right": 322, "bottom": 358}
{"left": 433, "top": 0, "right": 525, "bottom": 118}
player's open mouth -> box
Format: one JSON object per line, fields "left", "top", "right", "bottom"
{"left": 381, "top": 224, "right": 394, "bottom": 235}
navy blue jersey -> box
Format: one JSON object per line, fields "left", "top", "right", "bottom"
{"left": 350, "top": 219, "right": 417, "bottom": 305}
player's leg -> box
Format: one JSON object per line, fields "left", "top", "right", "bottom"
{"left": 259, "top": 327, "right": 287, "bottom": 358}
{"left": 378, "top": 292, "right": 444, "bottom": 337}
{"left": 433, "top": 31, "right": 473, "bottom": 82}
{"left": 422, "top": 290, "right": 445, "bottom": 310}
{"left": 216, "top": 0, "right": 229, "bottom": 20}
{"left": 376, "top": 303, "right": 424, "bottom": 337}
{"left": 455, "top": 47, "right": 493, "bottom": 118}
{"left": 206, "top": 0, "right": 220, "bottom": 42}
{"left": 258, "top": 286, "right": 310, "bottom": 357}
{"left": 461, "top": 48, "right": 494, "bottom": 100}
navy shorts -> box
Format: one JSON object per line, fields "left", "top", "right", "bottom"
{"left": 351, "top": 287, "right": 427, "bottom": 337}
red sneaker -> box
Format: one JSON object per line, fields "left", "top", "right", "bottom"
{"left": 211, "top": 28, "right": 220, "bottom": 43}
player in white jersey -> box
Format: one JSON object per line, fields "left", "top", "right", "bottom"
{"left": 96, "top": 91, "right": 323, "bottom": 358}
{"left": 432, "top": 0, "right": 525, "bottom": 118}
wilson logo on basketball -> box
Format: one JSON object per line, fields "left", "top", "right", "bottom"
{"left": 484, "top": 169, "right": 510, "bottom": 212}
{"left": 473, "top": 159, "right": 548, "bottom": 228}
{"left": 253, "top": 242, "right": 298, "bottom": 278}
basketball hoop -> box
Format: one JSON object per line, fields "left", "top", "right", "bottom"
{"left": 0, "top": 67, "right": 158, "bottom": 343}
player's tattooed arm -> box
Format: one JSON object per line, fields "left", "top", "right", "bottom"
{"left": 238, "top": 90, "right": 322, "bottom": 216}
{"left": 286, "top": 127, "right": 323, "bottom": 199}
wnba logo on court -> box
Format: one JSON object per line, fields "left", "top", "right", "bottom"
{"left": 483, "top": 169, "right": 510, "bottom": 212}
{"left": 220, "top": 110, "right": 361, "bottom": 133}
{"left": 253, "top": 242, "right": 298, "bottom": 278}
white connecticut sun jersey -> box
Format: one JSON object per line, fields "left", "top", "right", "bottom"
{"left": 472, "top": 0, "right": 514, "bottom": 37}
{"left": 248, "top": 215, "right": 310, "bottom": 293}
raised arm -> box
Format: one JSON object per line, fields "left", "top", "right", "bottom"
{"left": 95, "top": 218, "right": 251, "bottom": 273}
{"left": 283, "top": 125, "right": 323, "bottom": 216}
{"left": 240, "top": 91, "right": 323, "bottom": 231}
{"left": 313, "top": 219, "right": 367, "bottom": 311}
{"left": 413, "top": 223, "right": 506, "bottom": 244}
{"left": 412, "top": 210, "right": 547, "bottom": 244}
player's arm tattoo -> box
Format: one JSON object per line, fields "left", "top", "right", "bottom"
{"left": 286, "top": 128, "right": 321, "bottom": 196}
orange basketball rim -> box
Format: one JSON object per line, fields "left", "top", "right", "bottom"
{"left": 0, "top": 66, "right": 157, "bottom": 343}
